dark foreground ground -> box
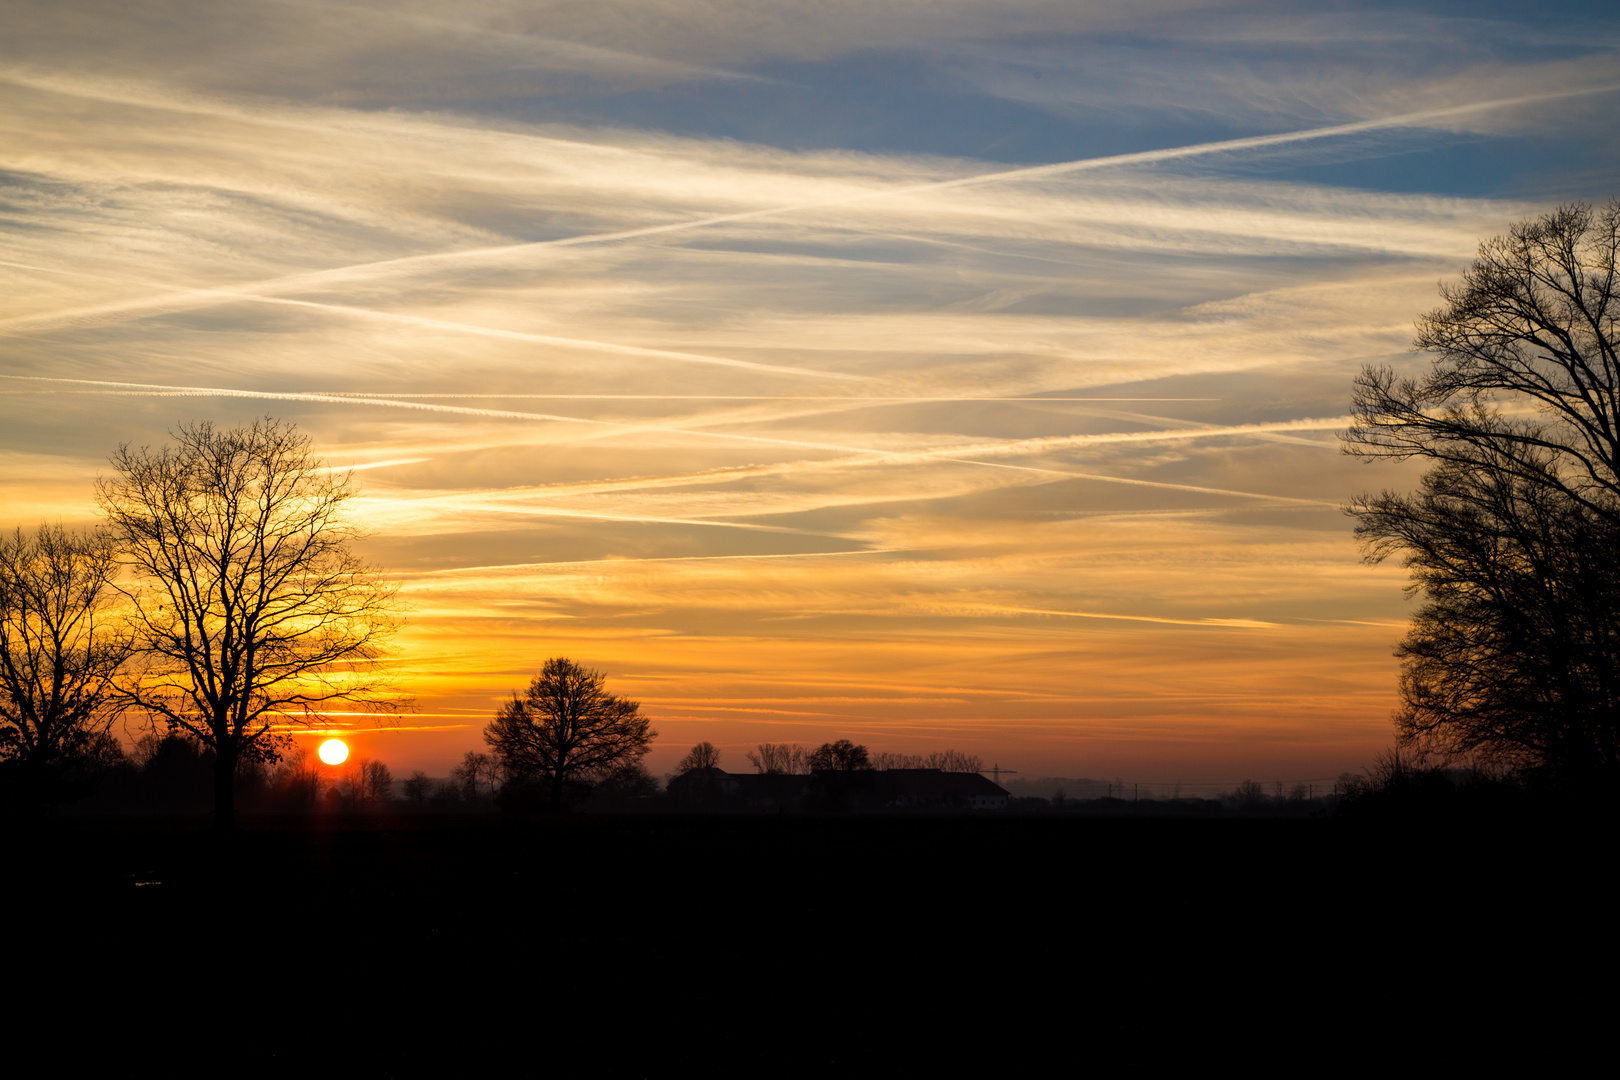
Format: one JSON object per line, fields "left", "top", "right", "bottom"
{"left": 6, "top": 811, "right": 1610, "bottom": 1074}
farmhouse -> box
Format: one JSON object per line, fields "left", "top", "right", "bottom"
{"left": 668, "top": 767, "right": 1009, "bottom": 812}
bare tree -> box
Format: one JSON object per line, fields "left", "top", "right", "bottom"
{"left": 1231, "top": 780, "right": 1269, "bottom": 808}
{"left": 451, "top": 752, "right": 477, "bottom": 800}
{"left": 746, "top": 742, "right": 808, "bottom": 774}
{"left": 98, "top": 418, "right": 406, "bottom": 828}
{"left": 674, "top": 741, "right": 722, "bottom": 775}
{"left": 925, "top": 749, "right": 985, "bottom": 773}
{"left": 871, "top": 749, "right": 985, "bottom": 772}
{"left": 403, "top": 769, "right": 432, "bottom": 807}
{"left": 483, "top": 657, "right": 655, "bottom": 809}
{"left": 1348, "top": 201, "right": 1620, "bottom": 526}
{"left": 345, "top": 758, "right": 393, "bottom": 804}
{"left": 264, "top": 748, "right": 321, "bottom": 810}
{"left": 1345, "top": 200, "right": 1620, "bottom": 780}
{"left": 0, "top": 525, "right": 130, "bottom": 779}
{"left": 452, "top": 750, "right": 500, "bottom": 802}
{"left": 807, "top": 739, "right": 871, "bottom": 771}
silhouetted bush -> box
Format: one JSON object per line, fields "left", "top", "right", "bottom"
{"left": 1334, "top": 749, "right": 1531, "bottom": 820}
{"left": 0, "top": 729, "right": 129, "bottom": 811}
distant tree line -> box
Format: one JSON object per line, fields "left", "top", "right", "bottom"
{"left": 740, "top": 740, "right": 985, "bottom": 776}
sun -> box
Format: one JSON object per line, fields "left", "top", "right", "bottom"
{"left": 317, "top": 738, "right": 350, "bottom": 766}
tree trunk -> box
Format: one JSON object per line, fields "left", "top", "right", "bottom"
{"left": 214, "top": 742, "right": 237, "bottom": 831}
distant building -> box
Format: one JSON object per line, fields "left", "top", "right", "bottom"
{"left": 670, "top": 767, "right": 1008, "bottom": 812}
{"left": 875, "top": 769, "right": 1009, "bottom": 811}
{"left": 665, "top": 766, "right": 740, "bottom": 804}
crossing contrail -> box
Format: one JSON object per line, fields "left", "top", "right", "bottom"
{"left": 2, "top": 80, "right": 1611, "bottom": 342}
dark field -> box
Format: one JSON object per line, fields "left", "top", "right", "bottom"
{"left": 9, "top": 812, "right": 1607, "bottom": 1073}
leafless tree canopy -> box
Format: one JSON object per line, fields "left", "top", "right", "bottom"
{"left": 344, "top": 758, "right": 394, "bottom": 804}
{"left": 1347, "top": 201, "right": 1620, "bottom": 520}
{"left": 0, "top": 525, "right": 131, "bottom": 770}
{"left": 403, "top": 769, "right": 432, "bottom": 806}
{"left": 746, "top": 742, "right": 809, "bottom": 775}
{"left": 452, "top": 750, "right": 501, "bottom": 801}
{"left": 675, "top": 740, "right": 721, "bottom": 774}
{"left": 807, "top": 739, "right": 871, "bottom": 771}
{"left": 1344, "top": 201, "right": 1620, "bottom": 779}
{"left": 870, "top": 749, "right": 985, "bottom": 773}
{"left": 97, "top": 418, "right": 405, "bottom": 825}
{"left": 483, "top": 657, "right": 655, "bottom": 808}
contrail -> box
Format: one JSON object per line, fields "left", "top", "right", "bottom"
{"left": 975, "top": 604, "right": 1278, "bottom": 629}
{"left": 258, "top": 0, "right": 788, "bottom": 86}
{"left": 183, "top": 81, "right": 1620, "bottom": 282}
{"left": 0, "top": 375, "right": 892, "bottom": 453}
{"left": 402, "top": 549, "right": 905, "bottom": 576}
{"left": 0, "top": 286, "right": 862, "bottom": 382}
{"left": 380, "top": 451, "right": 1331, "bottom": 506}
{"left": 377, "top": 501, "right": 837, "bottom": 536}
{"left": 942, "top": 461, "right": 1340, "bottom": 506}
{"left": 4, "top": 80, "right": 1611, "bottom": 337}
{"left": 6, "top": 372, "right": 1344, "bottom": 444}
{"left": 3, "top": 375, "right": 1346, "bottom": 497}
{"left": 259, "top": 393, "right": 1222, "bottom": 401}
{"left": 236, "top": 293, "right": 866, "bottom": 381}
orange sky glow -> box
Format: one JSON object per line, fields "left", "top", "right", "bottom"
{"left": 5, "top": 0, "right": 1617, "bottom": 788}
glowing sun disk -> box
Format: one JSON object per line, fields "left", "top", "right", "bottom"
{"left": 318, "top": 738, "right": 350, "bottom": 765}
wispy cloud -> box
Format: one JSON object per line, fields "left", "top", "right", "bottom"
{"left": 4, "top": 0, "right": 1608, "bottom": 777}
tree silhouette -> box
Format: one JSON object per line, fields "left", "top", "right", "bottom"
{"left": 0, "top": 525, "right": 131, "bottom": 792}
{"left": 98, "top": 418, "right": 406, "bottom": 828}
{"left": 674, "top": 741, "right": 721, "bottom": 774}
{"left": 403, "top": 770, "right": 432, "bottom": 807}
{"left": 344, "top": 758, "right": 394, "bottom": 805}
{"left": 452, "top": 750, "right": 500, "bottom": 802}
{"left": 1345, "top": 200, "right": 1620, "bottom": 781}
{"left": 808, "top": 739, "right": 871, "bottom": 771}
{"left": 746, "top": 742, "right": 808, "bottom": 774}
{"left": 483, "top": 657, "right": 655, "bottom": 809}
{"left": 871, "top": 748, "right": 985, "bottom": 772}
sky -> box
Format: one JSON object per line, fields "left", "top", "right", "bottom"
{"left": 3, "top": 0, "right": 1617, "bottom": 786}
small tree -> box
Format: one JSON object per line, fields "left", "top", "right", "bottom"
{"left": 483, "top": 657, "right": 655, "bottom": 809}
{"left": 674, "top": 741, "right": 722, "bottom": 775}
{"left": 403, "top": 770, "right": 432, "bottom": 807}
{"left": 0, "top": 525, "right": 131, "bottom": 787}
{"left": 98, "top": 418, "right": 406, "bottom": 828}
{"left": 345, "top": 759, "right": 393, "bottom": 804}
{"left": 807, "top": 739, "right": 871, "bottom": 771}
{"left": 746, "top": 742, "right": 808, "bottom": 774}
{"left": 1231, "top": 780, "right": 1269, "bottom": 808}
{"left": 452, "top": 750, "right": 500, "bottom": 802}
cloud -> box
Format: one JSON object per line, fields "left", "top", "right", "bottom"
{"left": 943, "top": 11, "right": 1620, "bottom": 132}
{"left": 5, "top": 0, "right": 1608, "bottom": 777}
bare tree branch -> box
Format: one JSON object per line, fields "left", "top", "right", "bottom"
{"left": 1344, "top": 201, "right": 1620, "bottom": 781}
{"left": 0, "top": 525, "right": 131, "bottom": 777}
{"left": 97, "top": 417, "right": 408, "bottom": 827}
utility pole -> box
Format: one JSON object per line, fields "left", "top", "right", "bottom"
{"left": 985, "top": 763, "right": 1018, "bottom": 786}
